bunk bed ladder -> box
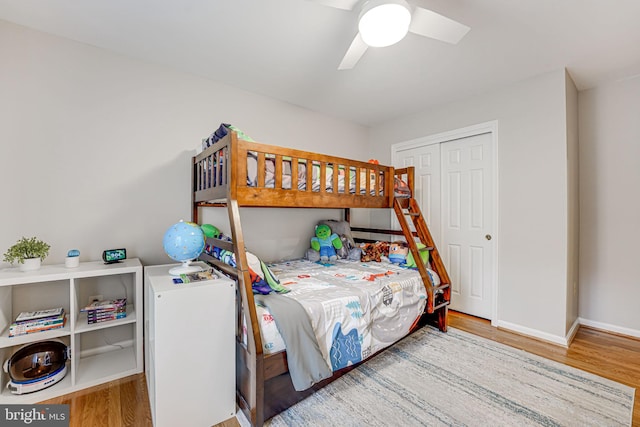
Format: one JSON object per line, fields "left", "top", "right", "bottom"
{"left": 393, "top": 197, "right": 451, "bottom": 332}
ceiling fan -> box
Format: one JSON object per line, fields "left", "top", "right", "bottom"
{"left": 311, "top": 0, "right": 470, "bottom": 69}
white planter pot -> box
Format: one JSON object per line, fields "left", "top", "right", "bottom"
{"left": 19, "top": 258, "right": 41, "bottom": 272}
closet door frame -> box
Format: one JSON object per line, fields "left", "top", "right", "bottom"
{"left": 391, "top": 120, "right": 499, "bottom": 325}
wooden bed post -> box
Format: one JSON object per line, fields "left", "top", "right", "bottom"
{"left": 227, "top": 199, "right": 265, "bottom": 426}
{"left": 227, "top": 133, "right": 266, "bottom": 427}
{"left": 191, "top": 155, "right": 199, "bottom": 224}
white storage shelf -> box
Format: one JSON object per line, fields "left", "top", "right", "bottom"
{"left": 0, "top": 258, "right": 143, "bottom": 403}
{"left": 144, "top": 263, "right": 236, "bottom": 427}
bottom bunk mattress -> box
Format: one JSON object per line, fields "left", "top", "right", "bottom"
{"left": 247, "top": 259, "right": 440, "bottom": 390}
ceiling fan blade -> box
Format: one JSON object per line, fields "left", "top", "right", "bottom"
{"left": 308, "top": 0, "right": 360, "bottom": 11}
{"left": 409, "top": 6, "right": 470, "bottom": 44}
{"left": 338, "top": 33, "right": 368, "bottom": 70}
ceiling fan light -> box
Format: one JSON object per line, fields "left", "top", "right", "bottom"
{"left": 358, "top": 1, "right": 411, "bottom": 47}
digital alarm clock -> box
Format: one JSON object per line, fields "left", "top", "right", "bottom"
{"left": 103, "top": 248, "right": 126, "bottom": 264}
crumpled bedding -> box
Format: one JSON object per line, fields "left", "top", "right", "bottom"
{"left": 254, "top": 293, "right": 332, "bottom": 391}
{"left": 247, "top": 153, "right": 411, "bottom": 197}
{"left": 250, "top": 258, "right": 437, "bottom": 390}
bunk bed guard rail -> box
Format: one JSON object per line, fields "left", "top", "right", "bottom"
{"left": 193, "top": 131, "right": 395, "bottom": 209}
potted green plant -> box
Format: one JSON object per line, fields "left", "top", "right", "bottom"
{"left": 3, "top": 237, "right": 51, "bottom": 272}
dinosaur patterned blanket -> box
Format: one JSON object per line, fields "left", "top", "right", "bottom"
{"left": 264, "top": 258, "right": 434, "bottom": 389}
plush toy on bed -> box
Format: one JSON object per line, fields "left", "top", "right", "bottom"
{"left": 387, "top": 241, "right": 430, "bottom": 268}
{"left": 359, "top": 241, "right": 389, "bottom": 262}
{"left": 404, "top": 242, "right": 430, "bottom": 268}
{"left": 388, "top": 241, "right": 409, "bottom": 264}
{"left": 310, "top": 224, "right": 343, "bottom": 263}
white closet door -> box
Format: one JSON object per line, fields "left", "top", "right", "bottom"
{"left": 395, "top": 144, "right": 441, "bottom": 244}
{"left": 393, "top": 128, "right": 495, "bottom": 320}
{"left": 441, "top": 132, "right": 493, "bottom": 319}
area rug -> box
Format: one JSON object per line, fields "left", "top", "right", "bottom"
{"left": 266, "top": 326, "right": 634, "bottom": 426}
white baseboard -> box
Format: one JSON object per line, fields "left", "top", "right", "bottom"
{"left": 494, "top": 317, "right": 639, "bottom": 346}
{"left": 565, "top": 317, "right": 580, "bottom": 345}
{"left": 494, "top": 320, "right": 570, "bottom": 347}
{"left": 578, "top": 317, "right": 640, "bottom": 339}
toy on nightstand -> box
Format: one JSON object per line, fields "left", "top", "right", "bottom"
{"left": 310, "top": 224, "right": 343, "bottom": 263}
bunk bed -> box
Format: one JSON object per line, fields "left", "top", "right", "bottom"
{"left": 191, "top": 129, "right": 451, "bottom": 427}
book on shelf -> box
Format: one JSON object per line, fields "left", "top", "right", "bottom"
{"left": 86, "top": 306, "right": 126, "bottom": 314}
{"left": 13, "top": 308, "right": 65, "bottom": 325}
{"left": 87, "top": 310, "right": 126, "bottom": 320}
{"left": 11, "top": 316, "right": 65, "bottom": 329}
{"left": 15, "top": 307, "right": 64, "bottom": 323}
{"left": 83, "top": 299, "right": 127, "bottom": 324}
{"left": 87, "top": 313, "right": 127, "bottom": 324}
{"left": 9, "top": 315, "right": 66, "bottom": 337}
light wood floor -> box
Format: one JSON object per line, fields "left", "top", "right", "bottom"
{"left": 39, "top": 311, "right": 639, "bottom": 426}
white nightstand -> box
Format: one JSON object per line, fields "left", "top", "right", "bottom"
{"left": 144, "top": 263, "right": 235, "bottom": 427}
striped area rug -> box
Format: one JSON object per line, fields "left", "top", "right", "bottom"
{"left": 267, "top": 326, "right": 634, "bottom": 426}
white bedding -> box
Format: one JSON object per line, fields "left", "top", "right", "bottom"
{"left": 255, "top": 259, "right": 439, "bottom": 371}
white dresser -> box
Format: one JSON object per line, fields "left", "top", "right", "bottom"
{"left": 144, "top": 263, "right": 235, "bottom": 427}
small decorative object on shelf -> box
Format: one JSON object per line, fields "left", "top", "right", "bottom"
{"left": 102, "top": 248, "right": 127, "bottom": 264}
{"left": 3, "top": 236, "right": 51, "bottom": 272}
{"left": 162, "top": 220, "right": 205, "bottom": 276}
{"left": 3, "top": 340, "right": 69, "bottom": 394}
{"left": 65, "top": 249, "right": 80, "bottom": 268}
{"left": 81, "top": 298, "right": 127, "bottom": 324}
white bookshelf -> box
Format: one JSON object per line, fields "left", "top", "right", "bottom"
{"left": 0, "top": 258, "right": 143, "bottom": 403}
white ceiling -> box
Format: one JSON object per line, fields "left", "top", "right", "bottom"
{"left": 2, "top": 0, "right": 640, "bottom": 126}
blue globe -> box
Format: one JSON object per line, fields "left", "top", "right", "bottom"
{"left": 162, "top": 221, "right": 205, "bottom": 263}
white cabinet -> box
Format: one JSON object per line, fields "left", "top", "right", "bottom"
{"left": 144, "top": 263, "right": 235, "bottom": 427}
{"left": 0, "top": 258, "right": 143, "bottom": 403}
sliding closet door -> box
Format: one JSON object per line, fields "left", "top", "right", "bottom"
{"left": 393, "top": 128, "right": 495, "bottom": 320}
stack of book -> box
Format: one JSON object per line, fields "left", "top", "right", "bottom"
{"left": 9, "top": 307, "right": 66, "bottom": 337}
{"left": 81, "top": 298, "right": 127, "bottom": 324}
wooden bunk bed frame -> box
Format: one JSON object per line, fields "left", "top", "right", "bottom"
{"left": 191, "top": 131, "right": 451, "bottom": 427}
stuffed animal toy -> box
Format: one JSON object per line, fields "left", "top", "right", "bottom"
{"left": 404, "top": 243, "right": 430, "bottom": 268}
{"left": 359, "top": 241, "right": 389, "bottom": 262}
{"left": 336, "top": 235, "right": 362, "bottom": 261}
{"left": 388, "top": 241, "right": 409, "bottom": 264}
{"left": 311, "top": 224, "right": 343, "bottom": 263}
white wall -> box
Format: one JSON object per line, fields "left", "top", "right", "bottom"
{"left": 369, "top": 70, "right": 573, "bottom": 340}
{"left": 578, "top": 74, "right": 640, "bottom": 336}
{"left": 0, "top": 20, "right": 368, "bottom": 267}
